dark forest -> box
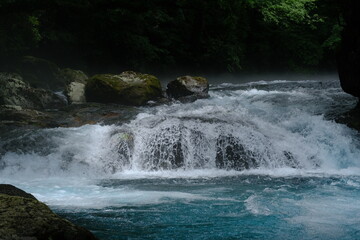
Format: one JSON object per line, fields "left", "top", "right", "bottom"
{"left": 0, "top": 0, "right": 346, "bottom": 75}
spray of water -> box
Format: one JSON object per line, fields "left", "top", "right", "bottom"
{"left": 0, "top": 79, "right": 359, "bottom": 179}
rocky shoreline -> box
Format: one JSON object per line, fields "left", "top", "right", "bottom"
{"left": 0, "top": 56, "right": 209, "bottom": 131}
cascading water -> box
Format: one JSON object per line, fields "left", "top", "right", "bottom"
{"left": 1, "top": 77, "right": 360, "bottom": 240}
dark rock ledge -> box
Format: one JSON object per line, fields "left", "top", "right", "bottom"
{"left": 0, "top": 184, "right": 98, "bottom": 240}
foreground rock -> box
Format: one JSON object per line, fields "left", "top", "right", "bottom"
{"left": 166, "top": 76, "right": 209, "bottom": 102}
{"left": 85, "top": 71, "right": 162, "bottom": 106}
{"left": 0, "top": 184, "right": 98, "bottom": 240}
{"left": 62, "top": 68, "right": 88, "bottom": 104}
{"left": 0, "top": 73, "right": 66, "bottom": 110}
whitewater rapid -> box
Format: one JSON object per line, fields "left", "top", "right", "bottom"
{"left": 1, "top": 77, "right": 360, "bottom": 240}
{"left": 1, "top": 78, "right": 359, "bottom": 180}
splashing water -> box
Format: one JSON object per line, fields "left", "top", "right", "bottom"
{"left": 1, "top": 78, "right": 360, "bottom": 239}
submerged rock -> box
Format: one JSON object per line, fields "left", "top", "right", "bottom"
{"left": 141, "top": 126, "right": 184, "bottom": 170}
{"left": 0, "top": 184, "right": 98, "bottom": 240}
{"left": 215, "top": 135, "right": 258, "bottom": 171}
{"left": 166, "top": 76, "right": 209, "bottom": 102}
{"left": 85, "top": 71, "right": 162, "bottom": 106}
{"left": 0, "top": 72, "right": 66, "bottom": 110}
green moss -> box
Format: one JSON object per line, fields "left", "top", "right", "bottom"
{"left": 0, "top": 194, "right": 97, "bottom": 240}
{"left": 85, "top": 72, "right": 162, "bottom": 106}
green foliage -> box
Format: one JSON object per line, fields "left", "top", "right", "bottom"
{"left": 0, "top": 0, "right": 343, "bottom": 73}
{"left": 259, "top": 0, "right": 320, "bottom": 27}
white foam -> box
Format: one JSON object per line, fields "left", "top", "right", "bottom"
{"left": 1, "top": 79, "right": 359, "bottom": 180}
{"left": 245, "top": 194, "right": 271, "bottom": 216}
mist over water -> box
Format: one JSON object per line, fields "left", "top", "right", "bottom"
{"left": 1, "top": 76, "right": 360, "bottom": 239}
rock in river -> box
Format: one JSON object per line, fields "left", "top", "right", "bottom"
{"left": 0, "top": 184, "right": 98, "bottom": 240}
{"left": 85, "top": 71, "right": 162, "bottom": 106}
{"left": 166, "top": 75, "right": 209, "bottom": 102}
{"left": 62, "top": 68, "right": 88, "bottom": 104}
{"left": 0, "top": 72, "right": 66, "bottom": 110}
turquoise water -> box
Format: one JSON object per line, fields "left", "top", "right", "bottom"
{"left": 1, "top": 77, "right": 360, "bottom": 239}
{"left": 52, "top": 175, "right": 360, "bottom": 240}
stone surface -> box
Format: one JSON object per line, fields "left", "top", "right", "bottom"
{"left": 85, "top": 71, "right": 162, "bottom": 106}
{"left": 0, "top": 187, "right": 98, "bottom": 240}
{"left": 66, "top": 81, "right": 86, "bottom": 104}
{"left": 62, "top": 68, "right": 88, "bottom": 104}
{"left": 0, "top": 105, "right": 56, "bottom": 127}
{"left": 0, "top": 72, "right": 66, "bottom": 110}
{"left": 166, "top": 75, "right": 209, "bottom": 101}
{"left": 215, "top": 135, "right": 258, "bottom": 171}
{"left": 60, "top": 68, "right": 88, "bottom": 84}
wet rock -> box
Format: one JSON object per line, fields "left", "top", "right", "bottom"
{"left": 106, "top": 129, "right": 135, "bottom": 172}
{"left": 16, "top": 56, "right": 64, "bottom": 90}
{"left": 85, "top": 71, "right": 162, "bottom": 106}
{"left": 215, "top": 135, "right": 258, "bottom": 171}
{"left": 54, "top": 103, "right": 139, "bottom": 127}
{"left": 141, "top": 126, "right": 184, "bottom": 170}
{"left": 62, "top": 68, "right": 88, "bottom": 104}
{"left": 60, "top": 68, "right": 88, "bottom": 85}
{"left": 166, "top": 76, "right": 209, "bottom": 102}
{"left": 0, "top": 105, "right": 56, "bottom": 127}
{"left": 65, "top": 82, "right": 86, "bottom": 104}
{"left": 0, "top": 185, "right": 98, "bottom": 240}
{"left": 0, "top": 72, "right": 67, "bottom": 110}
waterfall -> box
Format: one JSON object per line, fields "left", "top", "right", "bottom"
{"left": 1, "top": 79, "right": 359, "bottom": 178}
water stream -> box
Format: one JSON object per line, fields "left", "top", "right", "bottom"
{"left": 1, "top": 77, "right": 359, "bottom": 239}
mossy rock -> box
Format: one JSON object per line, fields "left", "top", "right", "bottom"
{"left": 166, "top": 75, "right": 209, "bottom": 101}
{"left": 0, "top": 185, "right": 98, "bottom": 240}
{"left": 85, "top": 71, "right": 162, "bottom": 106}
{"left": 60, "top": 68, "right": 88, "bottom": 85}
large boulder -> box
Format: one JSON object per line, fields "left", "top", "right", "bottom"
{"left": 62, "top": 68, "right": 88, "bottom": 104}
{"left": 85, "top": 71, "right": 162, "bottom": 106}
{"left": 0, "top": 184, "right": 98, "bottom": 240}
{"left": 16, "top": 56, "right": 65, "bottom": 90}
{"left": 166, "top": 76, "right": 209, "bottom": 102}
{"left": 0, "top": 73, "right": 66, "bottom": 110}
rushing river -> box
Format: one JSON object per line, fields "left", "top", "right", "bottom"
{"left": 1, "top": 77, "right": 360, "bottom": 239}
